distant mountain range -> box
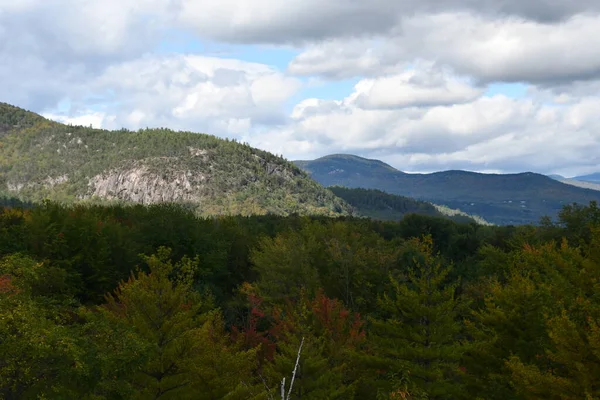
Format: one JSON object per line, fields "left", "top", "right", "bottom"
{"left": 294, "top": 154, "right": 600, "bottom": 225}
{"left": 572, "top": 172, "right": 600, "bottom": 183}
{"left": 546, "top": 174, "right": 600, "bottom": 192}
{"left": 548, "top": 173, "right": 600, "bottom": 183}
{"left": 0, "top": 102, "right": 498, "bottom": 225}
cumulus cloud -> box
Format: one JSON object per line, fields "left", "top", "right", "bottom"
{"left": 42, "top": 111, "right": 109, "bottom": 129}
{"left": 0, "top": 0, "right": 178, "bottom": 110}
{"left": 44, "top": 55, "right": 302, "bottom": 136}
{"left": 247, "top": 79, "right": 600, "bottom": 175}
{"left": 289, "top": 12, "right": 600, "bottom": 85}
{"left": 350, "top": 68, "right": 483, "bottom": 109}
{"left": 177, "top": 0, "right": 600, "bottom": 44}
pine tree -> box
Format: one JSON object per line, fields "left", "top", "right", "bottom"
{"left": 368, "top": 235, "right": 467, "bottom": 399}
{"left": 102, "top": 247, "right": 208, "bottom": 399}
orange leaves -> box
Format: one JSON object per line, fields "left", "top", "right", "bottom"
{"left": 389, "top": 387, "right": 412, "bottom": 400}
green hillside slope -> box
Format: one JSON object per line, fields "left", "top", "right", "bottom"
{"left": 0, "top": 103, "right": 351, "bottom": 217}
{"left": 329, "top": 186, "right": 491, "bottom": 225}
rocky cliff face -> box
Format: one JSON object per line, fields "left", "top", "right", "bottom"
{"left": 87, "top": 164, "right": 203, "bottom": 204}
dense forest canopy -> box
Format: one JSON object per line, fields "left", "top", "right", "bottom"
{"left": 1, "top": 199, "right": 600, "bottom": 399}
{"left": 329, "top": 186, "right": 490, "bottom": 225}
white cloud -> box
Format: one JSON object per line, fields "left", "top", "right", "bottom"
{"left": 177, "top": 0, "right": 402, "bottom": 44}
{"left": 247, "top": 80, "right": 600, "bottom": 174}
{"left": 350, "top": 68, "right": 483, "bottom": 109}
{"left": 289, "top": 12, "right": 600, "bottom": 84}
{"left": 177, "top": 0, "right": 600, "bottom": 44}
{"left": 42, "top": 111, "right": 108, "bottom": 129}
{"left": 44, "top": 54, "right": 302, "bottom": 136}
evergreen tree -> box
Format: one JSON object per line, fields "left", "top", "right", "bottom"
{"left": 368, "top": 235, "right": 467, "bottom": 399}
{"left": 102, "top": 247, "right": 209, "bottom": 399}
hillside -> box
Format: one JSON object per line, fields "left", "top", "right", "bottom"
{"left": 329, "top": 186, "right": 491, "bottom": 225}
{"left": 295, "top": 154, "right": 600, "bottom": 225}
{"left": 0, "top": 103, "right": 351, "bottom": 217}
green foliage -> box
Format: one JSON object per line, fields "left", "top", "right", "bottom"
{"left": 507, "top": 311, "right": 600, "bottom": 400}
{"left": 0, "top": 294, "right": 83, "bottom": 399}
{"left": 0, "top": 103, "right": 352, "bottom": 219}
{"left": 0, "top": 198, "right": 600, "bottom": 398}
{"left": 251, "top": 220, "right": 399, "bottom": 312}
{"left": 102, "top": 247, "right": 207, "bottom": 398}
{"left": 329, "top": 186, "right": 487, "bottom": 225}
{"left": 367, "top": 236, "right": 468, "bottom": 399}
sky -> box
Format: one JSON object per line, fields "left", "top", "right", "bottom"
{"left": 2, "top": 0, "right": 600, "bottom": 177}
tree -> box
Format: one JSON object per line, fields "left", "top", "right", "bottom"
{"left": 234, "top": 286, "right": 365, "bottom": 399}
{"left": 188, "top": 310, "right": 262, "bottom": 400}
{"left": 508, "top": 309, "right": 600, "bottom": 400}
{"left": 505, "top": 227, "right": 600, "bottom": 399}
{"left": 102, "top": 247, "right": 208, "bottom": 399}
{"left": 368, "top": 235, "right": 467, "bottom": 399}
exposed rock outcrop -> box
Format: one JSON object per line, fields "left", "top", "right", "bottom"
{"left": 87, "top": 164, "right": 206, "bottom": 204}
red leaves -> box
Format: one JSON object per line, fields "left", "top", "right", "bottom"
{"left": 231, "top": 285, "right": 277, "bottom": 362}
{"left": 0, "top": 274, "right": 19, "bottom": 296}
{"left": 232, "top": 284, "right": 366, "bottom": 367}
{"left": 309, "top": 290, "right": 365, "bottom": 344}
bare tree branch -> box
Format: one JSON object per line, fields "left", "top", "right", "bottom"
{"left": 283, "top": 336, "right": 304, "bottom": 400}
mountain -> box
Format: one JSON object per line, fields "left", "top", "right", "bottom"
{"left": 573, "top": 172, "right": 600, "bottom": 183}
{"left": 547, "top": 175, "right": 600, "bottom": 192}
{"left": 294, "top": 154, "right": 600, "bottom": 225}
{"left": 0, "top": 103, "right": 351, "bottom": 217}
{"left": 329, "top": 186, "right": 492, "bottom": 225}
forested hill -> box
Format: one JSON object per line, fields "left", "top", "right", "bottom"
{"left": 0, "top": 102, "right": 351, "bottom": 217}
{"left": 295, "top": 154, "right": 600, "bottom": 225}
{"left": 329, "top": 186, "right": 491, "bottom": 225}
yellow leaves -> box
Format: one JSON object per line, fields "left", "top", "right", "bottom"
{"left": 389, "top": 387, "right": 412, "bottom": 400}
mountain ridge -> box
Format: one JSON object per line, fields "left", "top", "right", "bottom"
{"left": 294, "top": 154, "right": 600, "bottom": 225}
{"left": 573, "top": 172, "right": 600, "bottom": 183}
{"left": 0, "top": 102, "right": 352, "bottom": 217}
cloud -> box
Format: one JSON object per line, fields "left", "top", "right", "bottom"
{"left": 350, "top": 68, "right": 483, "bottom": 109}
{"left": 177, "top": 0, "right": 402, "bottom": 44}
{"left": 43, "top": 54, "right": 302, "bottom": 137}
{"left": 42, "top": 111, "right": 109, "bottom": 129}
{"left": 289, "top": 12, "right": 600, "bottom": 85}
{"left": 177, "top": 0, "right": 600, "bottom": 44}
{"left": 246, "top": 77, "right": 600, "bottom": 174}
{"left": 0, "top": 0, "right": 179, "bottom": 110}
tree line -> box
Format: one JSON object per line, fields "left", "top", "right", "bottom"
{"left": 1, "top": 200, "right": 599, "bottom": 399}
